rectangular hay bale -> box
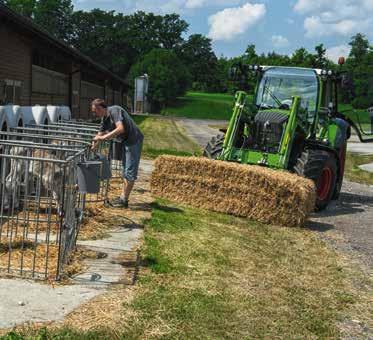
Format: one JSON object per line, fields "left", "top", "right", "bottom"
{"left": 151, "top": 156, "right": 316, "bottom": 227}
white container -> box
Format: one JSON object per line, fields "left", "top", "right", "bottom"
{"left": 20, "top": 106, "right": 36, "bottom": 126}
{"left": 20, "top": 106, "right": 50, "bottom": 126}
{"left": 1, "top": 105, "right": 25, "bottom": 128}
{"left": 60, "top": 106, "right": 71, "bottom": 121}
{"left": 0, "top": 107, "right": 11, "bottom": 131}
{"left": 46, "top": 106, "right": 62, "bottom": 123}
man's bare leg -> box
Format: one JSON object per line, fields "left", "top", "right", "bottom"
{"left": 122, "top": 178, "right": 135, "bottom": 201}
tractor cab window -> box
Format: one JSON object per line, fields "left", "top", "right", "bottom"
{"left": 256, "top": 67, "right": 318, "bottom": 117}
{"left": 345, "top": 107, "right": 373, "bottom": 142}
{"left": 321, "top": 78, "right": 336, "bottom": 113}
{"left": 341, "top": 73, "right": 373, "bottom": 142}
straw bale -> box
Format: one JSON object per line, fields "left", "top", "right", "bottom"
{"left": 151, "top": 156, "right": 316, "bottom": 227}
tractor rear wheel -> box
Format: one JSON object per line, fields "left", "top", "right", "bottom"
{"left": 294, "top": 149, "right": 337, "bottom": 211}
{"left": 203, "top": 134, "right": 225, "bottom": 159}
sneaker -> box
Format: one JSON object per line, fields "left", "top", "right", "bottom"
{"left": 110, "top": 196, "right": 129, "bottom": 208}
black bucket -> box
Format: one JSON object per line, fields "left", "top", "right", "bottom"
{"left": 94, "top": 153, "right": 111, "bottom": 180}
{"left": 77, "top": 161, "right": 101, "bottom": 194}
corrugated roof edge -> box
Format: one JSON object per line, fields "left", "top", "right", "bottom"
{"left": 0, "top": 2, "right": 129, "bottom": 90}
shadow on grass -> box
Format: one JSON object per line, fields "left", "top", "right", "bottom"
{"left": 150, "top": 202, "right": 184, "bottom": 213}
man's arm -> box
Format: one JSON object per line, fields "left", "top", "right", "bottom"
{"left": 99, "top": 121, "right": 125, "bottom": 141}
{"left": 92, "top": 131, "right": 105, "bottom": 149}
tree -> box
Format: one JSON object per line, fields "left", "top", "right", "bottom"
{"left": 291, "top": 48, "right": 313, "bottom": 67}
{"left": 128, "top": 49, "right": 191, "bottom": 111}
{"left": 158, "top": 14, "right": 189, "bottom": 49}
{"left": 314, "top": 44, "right": 327, "bottom": 68}
{"left": 344, "top": 33, "right": 373, "bottom": 108}
{"left": 244, "top": 44, "right": 258, "bottom": 64}
{"left": 125, "top": 11, "right": 188, "bottom": 57}
{"left": 5, "top": 0, "right": 36, "bottom": 17}
{"left": 177, "top": 34, "right": 219, "bottom": 91}
{"left": 69, "top": 10, "right": 135, "bottom": 77}
{"left": 33, "top": 0, "right": 74, "bottom": 41}
{"left": 349, "top": 33, "right": 369, "bottom": 64}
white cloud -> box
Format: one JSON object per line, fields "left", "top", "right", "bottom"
{"left": 271, "top": 35, "right": 289, "bottom": 48}
{"left": 208, "top": 2, "right": 266, "bottom": 41}
{"left": 185, "top": 0, "right": 207, "bottom": 9}
{"left": 325, "top": 44, "right": 351, "bottom": 62}
{"left": 293, "top": 0, "right": 373, "bottom": 38}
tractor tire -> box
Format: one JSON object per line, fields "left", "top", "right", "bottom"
{"left": 203, "top": 134, "right": 225, "bottom": 159}
{"left": 294, "top": 149, "right": 337, "bottom": 211}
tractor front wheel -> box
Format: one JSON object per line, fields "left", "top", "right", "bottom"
{"left": 203, "top": 134, "right": 225, "bottom": 159}
{"left": 294, "top": 149, "right": 337, "bottom": 211}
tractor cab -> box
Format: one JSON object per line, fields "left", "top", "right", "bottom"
{"left": 254, "top": 66, "right": 319, "bottom": 137}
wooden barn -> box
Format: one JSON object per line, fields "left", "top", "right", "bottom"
{"left": 0, "top": 3, "right": 129, "bottom": 119}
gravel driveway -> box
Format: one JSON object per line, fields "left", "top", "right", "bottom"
{"left": 176, "top": 118, "right": 373, "bottom": 273}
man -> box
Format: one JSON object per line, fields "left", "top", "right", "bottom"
{"left": 92, "top": 98, "right": 144, "bottom": 208}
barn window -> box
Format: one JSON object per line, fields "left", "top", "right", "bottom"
{"left": 0, "top": 79, "right": 23, "bottom": 105}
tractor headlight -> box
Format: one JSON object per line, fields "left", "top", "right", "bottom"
{"left": 249, "top": 65, "right": 254, "bottom": 70}
{"left": 327, "top": 70, "right": 333, "bottom": 76}
{"left": 321, "top": 69, "right": 327, "bottom": 75}
{"left": 253, "top": 65, "right": 259, "bottom": 71}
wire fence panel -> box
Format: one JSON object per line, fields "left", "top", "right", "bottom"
{"left": 0, "top": 142, "right": 85, "bottom": 280}
{"left": 9, "top": 127, "right": 111, "bottom": 205}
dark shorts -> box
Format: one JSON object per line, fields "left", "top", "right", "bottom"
{"left": 122, "top": 141, "right": 142, "bottom": 182}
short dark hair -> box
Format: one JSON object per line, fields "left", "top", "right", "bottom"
{"left": 92, "top": 98, "right": 107, "bottom": 108}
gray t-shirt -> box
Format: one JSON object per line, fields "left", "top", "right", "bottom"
{"left": 100, "top": 106, "right": 143, "bottom": 146}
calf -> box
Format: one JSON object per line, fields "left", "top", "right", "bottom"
{"left": 2, "top": 146, "right": 64, "bottom": 213}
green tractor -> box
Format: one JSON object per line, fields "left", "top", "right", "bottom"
{"left": 204, "top": 64, "right": 373, "bottom": 210}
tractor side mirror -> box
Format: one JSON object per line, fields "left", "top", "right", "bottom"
{"left": 228, "top": 67, "right": 239, "bottom": 81}
{"left": 341, "top": 74, "right": 353, "bottom": 91}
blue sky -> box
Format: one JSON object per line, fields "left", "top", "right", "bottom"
{"left": 73, "top": 0, "right": 373, "bottom": 62}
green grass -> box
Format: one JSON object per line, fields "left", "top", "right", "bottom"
{"left": 345, "top": 152, "right": 373, "bottom": 185}
{"left": 120, "top": 201, "right": 370, "bottom": 338}
{"left": 161, "top": 91, "right": 237, "bottom": 120}
{"left": 133, "top": 115, "right": 201, "bottom": 158}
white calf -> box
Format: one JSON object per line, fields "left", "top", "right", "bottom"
{"left": 2, "top": 146, "right": 64, "bottom": 213}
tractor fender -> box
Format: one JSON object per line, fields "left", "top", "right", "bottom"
{"left": 328, "top": 118, "right": 349, "bottom": 150}
{"left": 328, "top": 118, "right": 349, "bottom": 198}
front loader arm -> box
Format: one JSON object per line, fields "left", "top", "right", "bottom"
{"left": 279, "top": 96, "right": 300, "bottom": 168}
{"left": 220, "top": 91, "right": 249, "bottom": 160}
